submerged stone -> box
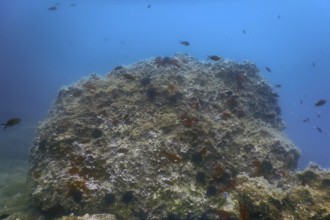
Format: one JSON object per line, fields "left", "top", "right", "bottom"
{"left": 28, "top": 54, "right": 330, "bottom": 219}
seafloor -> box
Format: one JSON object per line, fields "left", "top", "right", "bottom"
{"left": 1, "top": 54, "right": 330, "bottom": 220}
{"left": 0, "top": 159, "right": 29, "bottom": 219}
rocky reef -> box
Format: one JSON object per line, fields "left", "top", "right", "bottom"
{"left": 26, "top": 54, "right": 330, "bottom": 219}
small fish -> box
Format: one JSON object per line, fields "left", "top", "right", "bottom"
{"left": 1, "top": 118, "right": 21, "bottom": 129}
{"left": 242, "top": 29, "right": 246, "bottom": 34}
{"left": 265, "top": 66, "right": 272, "bottom": 72}
{"left": 300, "top": 99, "right": 303, "bottom": 104}
{"left": 114, "top": 65, "right": 123, "bottom": 70}
{"left": 315, "top": 99, "right": 326, "bottom": 107}
{"left": 302, "top": 118, "right": 310, "bottom": 123}
{"left": 277, "top": 15, "right": 281, "bottom": 19}
{"left": 147, "top": 4, "right": 151, "bottom": 8}
{"left": 274, "top": 84, "right": 282, "bottom": 88}
{"left": 312, "top": 62, "right": 316, "bottom": 67}
{"left": 208, "top": 55, "right": 221, "bottom": 61}
{"left": 317, "top": 114, "right": 321, "bottom": 118}
{"left": 70, "top": 3, "right": 76, "bottom": 7}
{"left": 48, "top": 6, "right": 58, "bottom": 10}
{"left": 316, "top": 127, "right": 322, "bottom": 133}
{"left": 180, "top": 41, "right": 190, "bottom": 46}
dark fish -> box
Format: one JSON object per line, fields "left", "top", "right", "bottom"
{"left": 272, "top": 92, "right": 279, "bottom": 98}
{"left": 318, "top": 114, "right": 321, "bottom": 118}
{"left": 180, "top": 41, "right": 190, "bottom": 46}
{"left": 316, "top": 127, "right": 322, "bottom": 133}
{"left": 208, "top": 55, "right": 221, "bottom": 61}
{"left": 48, "top": 6, "right": 58, "bottom": 10}
{"left": 302, "top": 118, "right": 310, "bottom": 123}
{"left": 70, "top": 3, "right": 76, "bottom": 7}
{"left": 312, "top": 62, "right": 316, "bottom": 67}
{"left": 265, "top": 67, "right": 272, "bottom": 72}
{"left": 114, "top": 66, "right": 123, "bottom": 70}
{"left": 315, "top": 99, "right": 326, "bottom": 107}
{"left": 147, "top": 4, "right": 151, "bottom": 8}
{"left": 277, "top": 15, "right": 281, "bottom": 19}
{"left": 242, "top": 29, "right": 246, "bottom": 34}
{"left": 300, "top": 99, "right": 303, "bottom": 104}
{"left": 274, "top": 84, "right": 282, "bottom": 88}
{"left": 1, "top": 118, "right": 21, "bottom": 129}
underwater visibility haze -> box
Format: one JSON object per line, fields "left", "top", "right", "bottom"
{"left": 0, "top": 0, "right": 330, "bottom": 218}
{"left": 1, "top": 0, "right": 329, "bottom": 167}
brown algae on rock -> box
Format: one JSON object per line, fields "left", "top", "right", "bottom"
{"left": 25, "top": 54, "right": 330, "bottom": 219}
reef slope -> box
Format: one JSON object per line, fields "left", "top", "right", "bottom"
{"left": 27, "top": 54, "right": 330, "bottom": 219}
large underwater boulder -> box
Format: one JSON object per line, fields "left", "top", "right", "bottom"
{"left": 27, "top": 54, "right": 330, "bottom": 219}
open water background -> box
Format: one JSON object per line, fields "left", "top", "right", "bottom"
{"left": 0, "top": 0, "right": 330, "bottom": 169}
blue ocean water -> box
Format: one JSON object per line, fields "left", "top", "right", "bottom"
{"left": 0, "top": 0, "right": 329, "bottom": 169}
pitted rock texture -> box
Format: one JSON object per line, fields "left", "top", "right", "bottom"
{"left": 28, "top": 54, "right": 300, "bottom": 219}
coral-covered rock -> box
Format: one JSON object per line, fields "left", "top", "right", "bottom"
{"left": 27, "top": 54, "right": 301, "bottom": 219}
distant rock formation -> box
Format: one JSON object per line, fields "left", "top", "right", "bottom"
{"left": 27, "top": 54, "right": 330, "bottom": 219}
